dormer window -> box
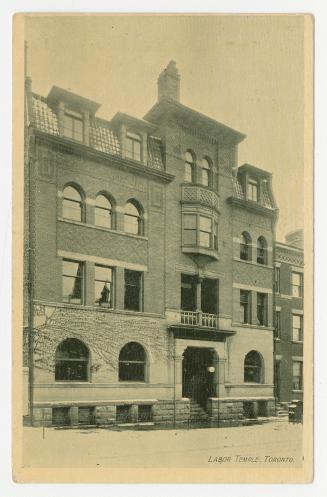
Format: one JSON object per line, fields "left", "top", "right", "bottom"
{"left": 126, "top": 131, "right": 141, "bottom": 161}
{"left": 247, "top": 178, "right": 258, "bottom": 202}
{"left": 63, "top": 109, "right": 84, "bottom": 142}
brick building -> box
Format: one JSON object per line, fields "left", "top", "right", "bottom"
{"left": 24, "top": 61, "right": 280, "bottom": 427}
{"left": 274, "top": 229, "right": 304, "bottom": 404}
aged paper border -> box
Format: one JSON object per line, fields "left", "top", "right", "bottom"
{"left": 11, "top": 12, "right": 314, "bottom": 484}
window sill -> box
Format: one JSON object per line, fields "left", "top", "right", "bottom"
{"left": 291, "top": 340, "right": 303, "bottom": 344}
{"left": 58, "top": 218, "right": 148, "bottom": 241}
{"left": 291, "top": 390, "right": 303, "bottom": 394}
{"left": 274, "top": 338, "right": 281, "bottom": 342}
{"left": 34, "top": 300, "right": 164, "bottom": 318}
{"left": 182, "top": 245, "right": 219, "bottom": 261}
{"left": 233, "top": 257, "right": 273, "bottom": 269}
{"left": 233, "top": 322, "right": 273, "bottom": 331}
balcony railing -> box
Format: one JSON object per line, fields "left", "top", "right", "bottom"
{"left": 181, "top": 311, "right": 218, "bottom": 328}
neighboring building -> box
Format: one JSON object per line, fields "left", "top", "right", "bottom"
{"left": 24, "top": 61, "right": 279, "bottom": 427}
{"left": 274, "top": 229, "right": 304, "bottom": 404}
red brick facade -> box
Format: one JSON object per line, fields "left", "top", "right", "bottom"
{"left": 24, "top": 62, "right": 282, "bottom": 427}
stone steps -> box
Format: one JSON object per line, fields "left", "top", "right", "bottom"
{"left": 189, "top": 400, "right": 209, "bottom": 421}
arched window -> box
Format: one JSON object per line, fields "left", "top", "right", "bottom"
{"left": 184, "top": 151, "right": 195, "bottom": 183}
{"left": 257, "top": 236, "right": 267, "bottom": 265}
{"left": 201, "top": 157, "right": 211, "bottom": 187}
{"left": 244, "top": 351, "right": 263, "bottom": 383}
{"left": 119, "top": 342, "right": 146, "bottom": 381}
{"left": 62, "top": 185, "right": 83, "bottom": 222}
{"left": 124, "top": 201, "right": 143, "bottom": 235}
{"left": 95, "top": 194, "right": 113, "bottom": 229}
{"left": 240, "top": 231, "right": 252, "bottom": 261}
{"left": 55, "top": 338, "right": 89, "bottom": 381}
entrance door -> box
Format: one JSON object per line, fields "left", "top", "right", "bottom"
{"left": 182, "top": 347, "right": 215, "bottom": 407}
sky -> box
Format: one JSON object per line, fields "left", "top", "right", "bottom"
{"left": 25, "top": 14, "right": 305, "bottom": 241}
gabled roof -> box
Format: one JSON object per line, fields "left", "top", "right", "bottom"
{"left": 144, "top": 97, "right": 246, "bottom": 144}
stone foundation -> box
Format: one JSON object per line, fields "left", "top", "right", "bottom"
{"left": 152, "top": 399, "right": 190, "bottom": 423}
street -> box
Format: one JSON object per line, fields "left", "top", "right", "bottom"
{"left": 23, "top": 419, "right": 303, "bottom": 468}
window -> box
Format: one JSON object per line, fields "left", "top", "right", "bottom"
{"left": 257, "top": 293, "right": 268, "bottom": 326}
{"left": 292, "top": 361, "right": 303, "bottom": 390}
{"left": 183, "top": 214, "right": 218, "bottom": 250}
{"left": 275, "top": 267, "right": 281, "bottom": 293}
{"left": 292, "top": 272, "right": 303, "bottom": 298}
{"left": 257, "top": 236, "right": 267, "bottom": 265}
{"left": 63, "top": 109, "right": 84, "bottom": 142}
{"left": 124, "top": 270, "right": 142, "bottom": 311}
{"left": 248, "top": 178, "right": 258, "bottom": 202}
{"left": 199, "top": 216, "right": 212, "bottom": 248}
{"left": 183, "top": 214, "right": 197, "bottom": 245}
{"left": 201, "top": 157, "right": 211, "bottom": 187}
{"left": 126, "top": 132, "right": 141, "bottom": 161}
{"left": 240, "top": 290, "right": 251, "bottom": 324}
{"left": 95, "top": 265, "right": 113, "bottom": 307}
{"left": 62, "top": 185, "right": 83, "bottom": 222}
{"left": 124, "top": 201, "right": 143, "bottom": 235}
{"left": 62, "top": 259, "right": 84, "bottom": 304}
{"left": 274, "top": 310, "right": 281, "bottom": 339}
{"left": 55, "top": 338, "right": 89, "bottom": 381}
{"left": 244, "top": 351, "right": 263, "bottom": 383}
{"left": 292, "top": 314, "right": 303, "bottom": 342}
{"left": 184, "top": 151, "right": 195, "bottom": 183}
{"left": 119, "top": 342, "right": 146, "bottom": 381}
{"left": 95, "top": 194, "right": 113, "bottom": 229}
{"left": 181, "top": 274, "right": 197, "bottom": 311}
{"left": 240, "top": 232, "right": 251, "bottom": 261}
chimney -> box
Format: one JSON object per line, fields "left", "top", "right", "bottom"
{"left": 158, "top": 60, "right": 180, "bottom": 102}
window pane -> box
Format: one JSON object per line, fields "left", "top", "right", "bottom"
{"left": 63, "top": 115, "right": 73, "bottom": 138}
{"left": 74, "top": 118, "right": 83, "bottom": 141}
{"left": 55, "top": 361, "right": 87, "bottom": 381}
{"left": 96, "top": 195, "right": 111, "bottom": 209}
{"left": 199, "top": 231, "right": 210, "bottom": 247}
{"left": 124, "top": 271, "right": 141, "bottom": 311}
{"left": 62, "top": 261, "right": 83, "bottom": 304}
{"left": 95, "top": 281, "right": 111, "bottom": 305}
{"left": 125, "top": 202, "right": 139, "bottom": 216}
{"left": 184, "top": 163, "right": 193, "bottom": 182}
{"left": 95, "top": 265, "right": 112, "bottom": 282}
{"left": 63, "top": 199, "right": 81, "bottom": 221}
{"left": 202, "top": 168, "right": 210, "bottom": 186}
{"left": 63, "top": 260, "right": 81, "bottom": 277}
{"left": 64, "top": 186, "right": 81, "bottom": 201}
{"left": 185, "top": 152, "right": 193, "bottom": 163}
{"left": 95, "top": 207, "right": 112, "bottom": 228}
{"left": 124, "top": 214, "right": 139, "bottom": 234}
{"left": 184, "top": 229, "right": 197, "bottom": 245}
{"left": 293, "top": 315, "right": 301, "bottom": 328}
{"left": 184, "top": 214, "right": 197, "bottom": 229}
{"left": 200, "top": 216, "right": 212, "bottom": 232}
{"left": 133, "top": 140, "right": 141, "bottom": 161}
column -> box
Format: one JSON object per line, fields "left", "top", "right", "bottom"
{"left": 216, "top": 358, "right": 227, "bottom": 398}
{"left": 196, "top": 276, "right": 203, "bottom": 324}
{"left": 115, "top": 266, "right": 125, "bottom": 310}
{"left": 174, "top": 354, "right": 183, "bottom": 399}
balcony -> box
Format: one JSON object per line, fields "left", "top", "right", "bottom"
{"left": 181, "top": 184, "right": 219, "bottom": 212}
{"left": 169, "top": 310, "right": 235, "bottom": 341}
{"left": 181, "top": 311, "right": 218, "bottom": 328}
